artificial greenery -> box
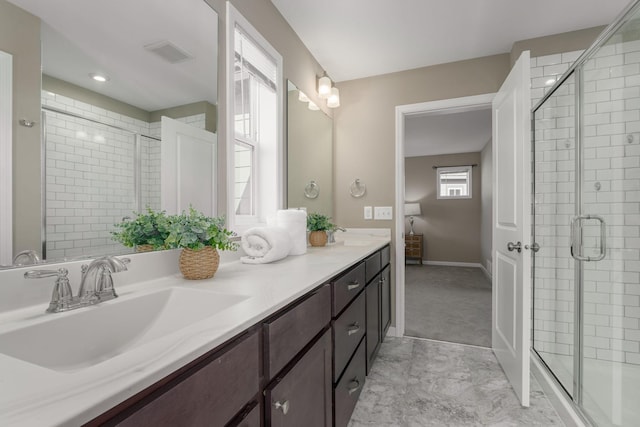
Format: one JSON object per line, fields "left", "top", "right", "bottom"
{"left": 164, "top": 206, "right": 238, "bottom": 251}
{"left": 307, "top": 212, "right": 335, "bottom": 232}
{"left": 112, "top": 207, "right": 237, "bottom": 252}
{"left": 111, "top": 208, "right": 170, "bottom": 249}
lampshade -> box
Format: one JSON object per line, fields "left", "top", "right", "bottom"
{"left": 318, "top": 75, "right": 332, "bottom": 99}
{"left": 298, "top": 90, "right": 310, "bottom": 102}
{"left": 308, "top": 101, "right": 320, "bottom": 111}
{"left": 327, "top": 87, "right": 340, "bottom": 108}
{"left": 404, "top": 203, "right": 422, "bottom": 217}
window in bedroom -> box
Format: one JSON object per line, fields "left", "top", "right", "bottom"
{"left": 437, "top": 166, "right": 472, "bottom": 199}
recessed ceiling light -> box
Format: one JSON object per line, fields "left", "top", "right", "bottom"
{"left": 89, "top": 73, "right": 110, "bottom": 82}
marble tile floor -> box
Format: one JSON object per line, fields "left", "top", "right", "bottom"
{"left": 349, "top": 336, "right": 564, "bottom": 427}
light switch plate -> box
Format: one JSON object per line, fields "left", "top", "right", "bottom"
{"left": 374, "top": 206, "right": 393, "bottom": 220}
{"left": 364, "top": 206, "right": 373, "bottom": 219}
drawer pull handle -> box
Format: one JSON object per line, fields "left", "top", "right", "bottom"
{"left": 347, "top": 322, "right": 360, "bottom": 335}
{"left": 347, "top": 280, "right": 360, "bottom": 291}
{"left": 274, "top": 400, "right": 290, "bottom": 415}
{"left": 347, "top": 379, "right": 361, "bottom": 395}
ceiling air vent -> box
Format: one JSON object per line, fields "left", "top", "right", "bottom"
{"left": 144, "top": 41, "right": 194, "bottom": 64}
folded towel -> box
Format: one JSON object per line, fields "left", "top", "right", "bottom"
{"left": 241, "top": 226, "right": 292, "bottom": 264}
{"left": 277, "top": 209, "right": 307, "bottom": 255}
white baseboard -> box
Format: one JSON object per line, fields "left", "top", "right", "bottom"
{"left": 424, "top": 260, "right": 483, "bottom": 268}
{"left": 479, "top": 264, "right": 492, "bottom": 281}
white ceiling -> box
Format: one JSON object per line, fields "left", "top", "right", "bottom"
{"left": 405, "top": 109, "right": 492, "bottom": 157}
{"left": 8, "top": 0, "right": 218, "bottom": 112}
{"left": 271, "top": 0, "right": 631, "bottom": 82}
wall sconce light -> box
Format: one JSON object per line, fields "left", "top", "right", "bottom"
{"left": 308, "top": 101, "right": 320, "bottom": 111}
{"left": 327, "top": 87, "right": 340, "bottom": 108}
{"left": 298, "top": 90, "right": 310, "bottom": 102}
{"left": 318, "top": 75, "right": 332, "bottom": 99}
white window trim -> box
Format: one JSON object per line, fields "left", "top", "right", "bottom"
{"left": 226, "top": 2, "right": 284, "bottom": 233}
{"left": 436, "top": 165, "right": 473, "bottom": 200}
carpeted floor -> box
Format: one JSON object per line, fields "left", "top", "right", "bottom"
{"left": 405, "top": 264, "right": 492, "bottom": 347}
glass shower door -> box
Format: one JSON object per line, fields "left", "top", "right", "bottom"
{"left": 533, "top": 72, "right": 577, "bottom": 398}
{"left": 577, "top": 26, "right": 640, "bottom": 427}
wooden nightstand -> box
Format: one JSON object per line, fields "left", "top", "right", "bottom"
{"left": 405, "top": 234, "right": 423, "bottom": 264}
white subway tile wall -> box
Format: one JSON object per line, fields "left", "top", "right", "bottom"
{"left": 42, "top": 91, "right": 205, "bottom": 259}
{"left": 532, "top": 44, "right": 640, "bottom": 366}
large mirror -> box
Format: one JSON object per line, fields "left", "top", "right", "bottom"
{"left": 1, "top": 0, "right": 218, "bottom": 267}
{"left": 286, "top": 81, "right": 333, "bottom": 217}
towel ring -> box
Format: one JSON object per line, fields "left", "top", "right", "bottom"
{"left": 350, "top": 179, "right": 366, "bottom": 198}
{"left": 304, "top": 180, "right": 319, "bottom": 199}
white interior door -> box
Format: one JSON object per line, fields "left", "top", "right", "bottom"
{"left": 492, "top": 50, "right": 531, "bottom": 407}
{"left": 161, "top": 116, "right": 217, "bottom": 216}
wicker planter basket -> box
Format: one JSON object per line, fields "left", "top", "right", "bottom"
{"left": 179, "top": 246, "right": 220, "bottom": 280}
{"left": 309, "top": 231, "right": 328, "bottom": 247}
{"left": 136, "top": 244, "right": 154, "bottom": 253}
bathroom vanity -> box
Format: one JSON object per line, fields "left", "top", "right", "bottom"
{"left": 0, "top": 233, "right": 391, "bottom": 427}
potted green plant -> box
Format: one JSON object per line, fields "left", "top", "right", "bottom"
{"left": 111, "top": 208, "right": 170, "bottom": 252}
{"left": 307, "top": 212, "right": 334, "bottom": 247}
{"left": 164, "top": 206, "right": 238, "bottom": 280}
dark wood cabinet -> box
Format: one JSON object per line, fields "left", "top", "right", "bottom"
{"left": 334, "top": 339, "right": 366, "bottom": 427}
{"left": 265, "top": 329, "right": 332, "bottom": 427}
{"left": 333, "top": 291, "right": 365, "bottom": 381}
{"left": 89, "top": 244, "right": 391, "bottom": 427}
{"left": 380, "top": 265, "right": 391, "bottom": 337}
{"left": 365, "top": 275, "right": 380, "bottom": 373}
{"left": 264, "top": 284, "right": 331, "bottom": 380}
{"left": 100, "top": 331, "right": 261, "bottom": 427}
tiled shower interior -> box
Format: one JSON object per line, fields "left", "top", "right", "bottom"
{"left": 42, "top": 90, "right": 206, "bottom": 259}
{"left": 531, "top": 15, "right": 640, "bottom": 427}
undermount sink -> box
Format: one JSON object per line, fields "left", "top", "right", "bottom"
{"left": 0, "top": 287, "right": 249, "bottom": 372}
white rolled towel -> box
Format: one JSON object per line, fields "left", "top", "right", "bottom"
{"left": 241, "top": 226, "right": 292, "bottom": 264}
{"left": 277, "top": 209, "right": 307, "bottom": 255}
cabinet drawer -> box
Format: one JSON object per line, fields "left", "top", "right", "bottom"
{"left": 266, "top": 330, "right": 332, "bottom": 427}
{"left": 364, "top": 251, "right": 381, "bottom": 283}
{"left": 381, "top": 245, "right": 390, "bottom": 267}
{"left": 333, "top": 292, "right": 366, "bottom": 382}
{"left": 264, "top": 284, "right": 331, "bottom": 380}
{"left": 229, "top": 402, "right": 261, "bottom": 427}
{"left": 334, "top": 338, "right": 366, "bottom": 427}
{"left": 112, "top": 331, "right": 260, "bottom": 427}
{"left": 332, "top": 262, "right": 365, "bottom": 316}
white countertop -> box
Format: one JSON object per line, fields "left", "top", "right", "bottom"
{"left": 0, "top": 232, "right": 390, "bottom": 427}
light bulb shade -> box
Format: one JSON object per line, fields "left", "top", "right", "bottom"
{"left": 327, "top": 87, "right": 340, "bottom": 108}
{"left": 308, "top": 101, "right": 320, "bottom": 111}
{"left": 298, "top": 90, "right": 310, "bottom": 102}
{"left": 404, "top": 203, "right": 422, "bottom": 216}
{"left": 318, "top": 76, "right": 332, "bottom": 99}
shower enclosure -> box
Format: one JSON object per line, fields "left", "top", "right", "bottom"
{"left": 533, "top": 2, "right": 640, "bottom": 426}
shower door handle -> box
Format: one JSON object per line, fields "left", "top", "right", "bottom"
{"left": 570, "top": 214, "right": 606, "bottom": 261}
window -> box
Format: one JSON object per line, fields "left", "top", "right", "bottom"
{"left": 227, "top": 4, "right": 283, "bottom": 230}
{"left": 437, "top": 166, "right": 472, "bottom": 199}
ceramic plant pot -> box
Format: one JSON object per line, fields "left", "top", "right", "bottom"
{"left": 179, "top": 246, "right": 220, "bottom": 280}
{"left": 309, "top": 230, "right": 328, "bottom": 247}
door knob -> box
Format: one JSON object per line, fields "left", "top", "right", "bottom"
{"left": 525, "top": 243, "right": 540, "bottom": 252}
{"left": 507, "top": 241, "right": 522, "bottom": 253}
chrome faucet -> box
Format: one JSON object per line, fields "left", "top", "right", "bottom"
{"left": 13, "top": 249, "right": 41, "bottom": 266}
{"left": 24, "top": 256, "right": 130, "bottom": 313}
{"left": 79, "top": 256, "right": 130, "bottom": 303}
{"left": 327, "top": 227, "right": 346, "bottom": 244}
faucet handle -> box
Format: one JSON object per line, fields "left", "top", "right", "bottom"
{"left": 24, "top": 268, "right": 74, "bottom": 313}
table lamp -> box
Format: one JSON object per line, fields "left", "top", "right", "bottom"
{"left": 404, "top": 203, "right": 422, "bottom": 235}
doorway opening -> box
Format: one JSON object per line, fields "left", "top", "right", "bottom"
{"left": 394, "top": 93, "right": 495, "bottom": 344}
{"left": 401, "top": 100, "right": 493, "bottom": 347}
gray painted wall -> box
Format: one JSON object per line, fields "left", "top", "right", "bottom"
{"left": 480, "top": 140, "right": 493, "bottom": 274}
